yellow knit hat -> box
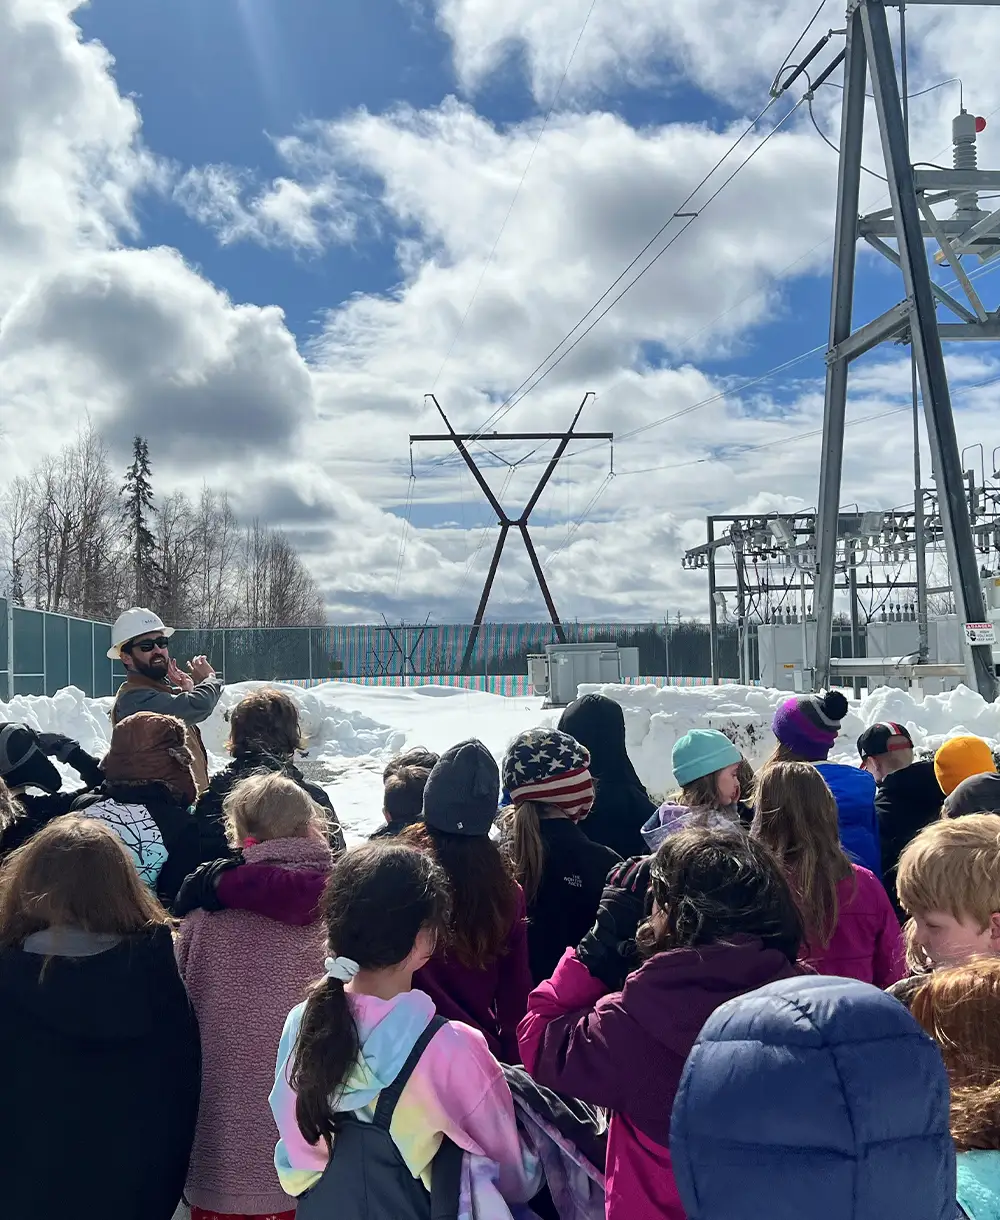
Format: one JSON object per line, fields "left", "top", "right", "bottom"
{"left": 934, "top": 735, "right": 998, "bottom": 797}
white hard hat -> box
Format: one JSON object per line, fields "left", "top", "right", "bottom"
{"left": 108, "top": 608, "right": 175, "bottom": 660}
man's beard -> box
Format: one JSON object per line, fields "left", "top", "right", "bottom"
{"left": 133, "top": 655, "right": 170, "bottom": 683}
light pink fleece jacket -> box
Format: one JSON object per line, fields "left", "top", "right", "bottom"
{"left": 176, "top": 836, "right": 332, "bottom": 1216}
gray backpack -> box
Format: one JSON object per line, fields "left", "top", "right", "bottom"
{"left": 296, "top": 1016, "right": 462, "bottom": 1220}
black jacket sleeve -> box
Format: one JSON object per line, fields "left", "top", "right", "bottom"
{"left": 65, "top": 746, "right": 104, "bottom": 791}
{"left": 303, "top": 780, "right": 346, "bottom": 853}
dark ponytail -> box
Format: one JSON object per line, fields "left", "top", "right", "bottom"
{"left": 290, "top": 842, "right": 451, "bottom": 1147}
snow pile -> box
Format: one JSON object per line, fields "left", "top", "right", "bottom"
{"left": 5, "top": 678, "right": 1000, "bottom": 839}
{"left": 579, "top": 681, "right": 1000, "bottom": 802}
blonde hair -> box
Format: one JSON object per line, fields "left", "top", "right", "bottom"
{"left": 912, "top": 959, "right": 1000, "bottom": 1151}
{"left": 897, "top": 814, "right": 1000, "bottom": 927}
{"left": 0, "top": 777, "right": 23, "bottom": 835}
{"left": 0, "top": 815, "right": 169, "bottom": 950}
{"left": 499, "top": 801, "right": 547, "bottom": 903}
{"left": 223, "top": 772, "right": 327, "bottom": 848}
{"left": 752, "top": 762, "right": 853, "bottom": 948}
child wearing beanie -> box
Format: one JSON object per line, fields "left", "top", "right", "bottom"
{"left": 642, "top": 729, "right": 746, "bottom": 850}
{"left": 936, "top": 736, "right": 1000, "bottom": 819}
{"left": 765, "top": 691, "right": 881, "bottom": 878}
{"left": 499, "top": 728, "right": 620, "bottom": 984}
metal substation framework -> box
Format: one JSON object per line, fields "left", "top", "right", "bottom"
{"left": 814, "top": 0, "right": 1000, "bottom": 701}
{"left": 410, "top": 394, "right": 613, "bottom": 674}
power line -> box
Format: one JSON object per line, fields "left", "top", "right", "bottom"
{"left": 430, "top": 0, "right": 602, "bottom": 391}
{"left": 452, "top": 95, "right": 786, "bottom": 447}
{"left": 491, "top": 97, "right": 809, "bottom": 425}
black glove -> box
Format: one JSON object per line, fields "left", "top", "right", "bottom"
{"left": 173, "top": 854, "right": 243, "bottom": 918}
{"left": 576, "top": 857, "right": 654, "bottom": 992}
{"left": 35, "top": 732, "right": 80, "bottom": 763}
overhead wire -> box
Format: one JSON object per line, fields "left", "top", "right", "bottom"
{"left": 450, "top": 93, "right": 792, "bottom": 447}
{"left": 430, "top": 0, "right": 602, "bottom": 391}
{"left": 480, "top": 98, "right": 810, "bottom": 430}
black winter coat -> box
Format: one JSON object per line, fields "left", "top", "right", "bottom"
{"left": 0, "top": 924, "right": 200, "bottom": 1220}
{"left": 195, "top": 751, "right": 345, "bottom": 859}
{"left": 524, "top": 818, "right": 621, "bottom": 985}
{"left": 558, "top": 695, "right": 656, "bottom": 859}
{"left": 876, "top": 760, "right": 943, "bottom": 916}
{"left": 72, "top": 782, "right": 206, "bottom": 911}
{"left": 0, "top": 746, "right": 105, "bottom": 858}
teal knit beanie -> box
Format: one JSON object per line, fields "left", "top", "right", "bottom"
{"left": 672, "top": 729, "right": 742, "bottom": 787}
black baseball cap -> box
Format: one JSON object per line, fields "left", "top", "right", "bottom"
{"left": 858, "top": 722, "right": 914, "bottom": 762}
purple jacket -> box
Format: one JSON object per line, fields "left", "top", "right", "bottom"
{"left": 176, "top": 837, "right": 332, "bottom": 1215}
{"left": 415, "top": 884, "right": 532, "bottom": 1065}
{"left": 801, "top": 864, "right": 905, "bottom": 987}
{"left": 518, "top": 941, "right": 800, "bottom": 1220}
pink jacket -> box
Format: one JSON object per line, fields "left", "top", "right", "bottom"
{"left": 176, "top": 836, "right": 332, "bottom": 1215}
{"left": 518, "top": 941, "right": 800, "bottom": 1220}
{"left": 800, "top": 865, "right": 905, "bottom": 987}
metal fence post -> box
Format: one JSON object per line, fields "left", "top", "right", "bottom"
{"left": 5, "top": 599, "right": 12, "bottom": 701}
{"left": 42, "top": 611, "right": 48, "bottom": 697}
{"left": 221, "top": 631, "right": 227, "bottom": 685}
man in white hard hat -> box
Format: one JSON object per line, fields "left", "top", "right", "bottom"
{"left": 109, "top": 608, "right": 222, "bottom": 794}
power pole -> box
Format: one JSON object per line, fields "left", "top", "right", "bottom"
{"left": 411, "top": 394, "right": 613, "bottom": 675}
{"left": 814, "top": 0, "right": 1000, "bottom": 702}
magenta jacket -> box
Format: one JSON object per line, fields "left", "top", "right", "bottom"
{"left": 518, "top": 941, "right": 800, "bottom": 1220}
{"left": 800, "top": 864, "right": 905, "bottom": 987}
{"left": 176, "top": 836, "right": 332, "bottom": 1216}
{"left": 414, "top": 884, "right": 532, "bottom": 1064}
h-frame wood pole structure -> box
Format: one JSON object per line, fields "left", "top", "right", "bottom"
{"left": 814, "top": 0, "right": 1000, "bottom": 701}
{"left": 411, "top": 394, "right": 613, "bottom": 675}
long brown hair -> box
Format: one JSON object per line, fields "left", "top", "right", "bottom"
{"left": 0, "top": 815, "right": 169, "bottom": 950}
{"left": 752, "top": 762, "right": 853, "bottom": 948}
{"left": 670, "top": 773, "right": 726, "bottom": 815}
{"left": 227, "top": 688, "right": 306, "bottom": 757}
{"left": 498, "top": 801, "right": 547, "bottom": 903}
{"left": 290, "top": 843, "right": 450, "bottom": 1148}
{"left": 912, "top": 959, "right": 1000, "bottom": 1151}
{"left": 403, "top": 823, "right": 517, "bottom": 967}
{"left": 637, "top": 827, "right": 802, "bottom": 963}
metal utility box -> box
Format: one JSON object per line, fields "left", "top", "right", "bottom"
{"left": 527, "top": 643, "right": 628, "bottom": 706}
{"left": 757, "top": 622, "right": 820, "bottom": 690}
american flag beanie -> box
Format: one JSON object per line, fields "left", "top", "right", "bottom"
{"left": 502, "top": 728, "right": 595, "bottom": 821}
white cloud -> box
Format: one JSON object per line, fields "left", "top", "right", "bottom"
{"left": 173, "top": 154, "right": 359, "bottom": 253}
{"left": 3, "top": 0, "right": 1000, "bottom": 628}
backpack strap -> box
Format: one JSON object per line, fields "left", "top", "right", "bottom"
{"left": 373, "top": 1015, "right": 448, "bottom": 1131}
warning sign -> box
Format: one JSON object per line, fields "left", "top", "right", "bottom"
{"left": 964, "top": 622, "right": 998, "bottom": 646}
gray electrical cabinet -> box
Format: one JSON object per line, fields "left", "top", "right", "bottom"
{"left": 527, "top": 643, "right": 630, "bottom": 706}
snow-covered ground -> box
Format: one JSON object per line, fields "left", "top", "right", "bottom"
{"left": 5, "top": 679, "right": 1000, "bottom": 842}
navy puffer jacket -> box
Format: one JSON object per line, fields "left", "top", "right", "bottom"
{"left": 671, "top": 975, "right": 955, "bottom": 1220}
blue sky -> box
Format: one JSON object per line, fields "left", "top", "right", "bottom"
{"left": 2, "top": 0, "right": 999, "bottom": 623}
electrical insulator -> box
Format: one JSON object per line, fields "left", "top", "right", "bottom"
{"left": 953, "top": 109, "right": 988, "bottom": 228}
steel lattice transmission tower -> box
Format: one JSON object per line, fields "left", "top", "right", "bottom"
{"left": 814, "top": 0, "right": 1000, "bottom": 701}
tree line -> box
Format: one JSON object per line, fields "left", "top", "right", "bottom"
{"left": 0, "top": 428, "right": 326, "bottom": 629}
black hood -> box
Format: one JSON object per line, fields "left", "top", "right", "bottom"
{"left": 559, "top": 694, "right": 643, "bottom": 786}
{"left": 0, "top": 924, "right": 181, "bottom": 1043}
{"left": 881, "top": 758, "right": 942, "bottom": 802}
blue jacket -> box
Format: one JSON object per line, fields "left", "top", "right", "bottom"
{"left": 816, "top": 762, "right": 881, "bottom": 877}
{"left": 670, "top": 975, "right": 955, "bottom": 1220}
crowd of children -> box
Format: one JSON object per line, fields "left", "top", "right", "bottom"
{"left": 4, "top": 685, "right": 1000, "bottom": 1218}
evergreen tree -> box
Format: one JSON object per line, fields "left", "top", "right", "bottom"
{"left": 122, "top": 436, "right": 161, "bottom": 605}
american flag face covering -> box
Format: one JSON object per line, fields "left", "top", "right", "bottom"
{"left": 503, "top": 728, "right": 596, "bottom": 822}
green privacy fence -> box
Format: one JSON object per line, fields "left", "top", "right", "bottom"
{"left": 4, "top": 610, "right": 850, "bottom": 699}
{"left": 167, "top": 622, "right": 728, "bottom": 683}
{"left": 0, "top": 600, "right": 126, "bottom": 701}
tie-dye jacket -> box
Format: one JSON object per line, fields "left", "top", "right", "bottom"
{"left": 270, "top": 987, "right": 541, "bottom": 1218}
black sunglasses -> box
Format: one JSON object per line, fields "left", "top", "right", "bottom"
{"left": 129, "top": 637, "right": 171, "bottom": 654}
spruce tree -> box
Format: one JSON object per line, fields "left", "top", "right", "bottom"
{"left": 122, "top": 436, "right": 160, "bottom": 605}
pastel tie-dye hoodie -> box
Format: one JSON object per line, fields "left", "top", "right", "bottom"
{"left": 270, "top": 986, "right": 540, "bottom": 1209}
